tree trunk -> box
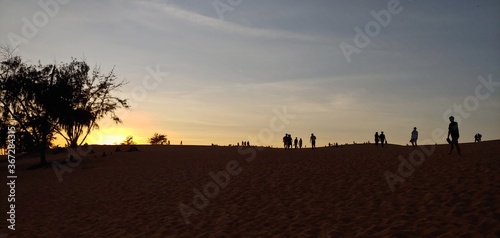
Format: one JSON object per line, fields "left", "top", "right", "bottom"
{"left": 39, "top": 135, "right": 47, "bottom": 165}
{"left": 70, "top": 139, "right": 78, "bottom": 148}
{"left": 39, "top": 120, "right": 49, "bottom": 165}
{"left": 39, "top": 148, "right": 47, "bottom": 165}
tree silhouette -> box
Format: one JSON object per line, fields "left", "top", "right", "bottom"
{"left": 53, "top": 59, "right": 129, "bottom": 147}
{"left": 0, "top": 53, "right": 58, "bottom": 164}
{"left": 121, "top": 136, "right": 135, "bottom": 145}
{"left": 0, "top": 121, "right": 7, "bottom": 153}
{"left": 0, "top": 47, "right": 129, "bottom": 165}
{"left": 149, "top": 133, "right": 167, "bottom": 145}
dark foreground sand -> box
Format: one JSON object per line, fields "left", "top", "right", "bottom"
{"left": 1, "top": 141, "right": 499, "bottom": 237}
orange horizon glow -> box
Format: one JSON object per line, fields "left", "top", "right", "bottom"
{"left": 53, "top": 127, "right": 148, "bottom": 146}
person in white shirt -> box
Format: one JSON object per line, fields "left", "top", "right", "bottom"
{"left": 410, "top": 127, "right": 418, "bottom": 147}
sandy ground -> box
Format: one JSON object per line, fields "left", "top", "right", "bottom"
{"left": 0, "top": 141, "right": 499, "bottom": 237}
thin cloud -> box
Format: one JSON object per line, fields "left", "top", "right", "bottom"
{"left": 136, "top": 1, "right": 325, "bottom": 42}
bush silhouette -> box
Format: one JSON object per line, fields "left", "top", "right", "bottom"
{"left": 149, "top": 133, "right": 167, "bottom": 145}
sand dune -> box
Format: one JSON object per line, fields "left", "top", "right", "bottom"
{"left": 1, "top": 141, "right": 499, "bottom": 237}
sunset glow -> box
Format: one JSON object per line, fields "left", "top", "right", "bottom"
{"left": 1, "top": 1, "right": 499, "bottom": 147}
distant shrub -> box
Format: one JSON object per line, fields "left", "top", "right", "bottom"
{"left": 128, "top": 146, "right": 139, "bottom": 152}
{"left": 149, "top": 133, "right": 167, "bottom": 145}
{"left": 121, "top": 136, "right": 135, "bottom": 145}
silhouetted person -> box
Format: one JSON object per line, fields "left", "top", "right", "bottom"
{"left": 310, "top": 133, "right": 316, "bottom": 149}
{"left": 283, "top": 134, "right": 288, "bottom": 149}
{"left": 287, "top": 134, "right": 292, "bottom": 149}
{"left": 379, "top": 132, "right": 386, "bottom": 148}
{"left": 247, "top": 141, "right": 250, "bottom": 147}
{"left": 374, "top": 132, "right": 380, "bottom": 147}
{"left": 474, "top": 133, "right": 482, "bottom": 142}
{"left": 294, "top": 137, "right": 298, "bottom": 149}
{"left": 299, "top": 138, "right": 303, "bottom": 148}
{"left": 410, "top": 127, "right": 418, "bottom": 147}
{"left": 447, "top": 116, "right": 461, "bottom": 155}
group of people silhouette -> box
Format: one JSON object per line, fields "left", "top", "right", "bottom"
{"left": 373, "top": 116, "right": 463, "bottom": 155}
{"left": 278, "top": 116, "right": 468, "bottom": 154}
{"left": 283, "top": 134, "right": 301, "bottom": 149}
{"left": 282, "top": 133, "right": 317, "bottom": 149}
{"left": 238, "top": 141, "right": 251, "bottom": 147}
{"left": 406, "top": 116, "right": 462, "bottom": 155}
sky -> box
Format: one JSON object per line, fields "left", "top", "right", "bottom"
{"left": 1, "top": 0, "right": 499, "bottom": 147}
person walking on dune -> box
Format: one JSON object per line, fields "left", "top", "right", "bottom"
{"left": 294, "top": 137, "right": 298, "bottom": 149}
{"left": 447, "top": 116, "right": 461, "bottom": 155}
{"left": 410, "top": 127, "right": 418, "bottom": 147}
{"left": 374, "top": 132, "right": 380, "bottom": 147}
{"left": 379, "top": 132, "right": 386, "bottom": 148}
{"left": 299, "top": 138, "right": 303, "bottom": 148}
{"left": 310, "top": 133, "right": 317, "bottom": 149}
